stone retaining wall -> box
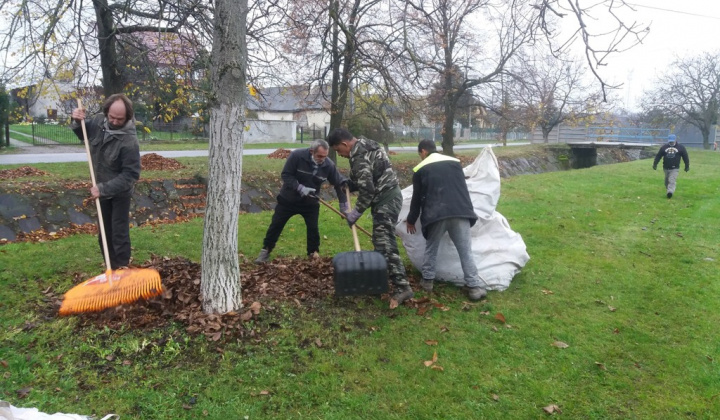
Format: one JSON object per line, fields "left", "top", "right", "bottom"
{"left": 0, "top": 145, "right": 656, "bottom": 242}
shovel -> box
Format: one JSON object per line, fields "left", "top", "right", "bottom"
{"left": 332, "top": 187, "right": 388, "bottom": 296}
{"left": 314, "top": 195, "right": 372, "bottom": 238}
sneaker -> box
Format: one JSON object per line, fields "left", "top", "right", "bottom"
{"left": 392, "top": 286, "right": 414, "bottom": 305}
{"left": 467, "top": 287, "right": 487, "bottom": 301}
{"left": 667, "top": 192, "right": 673, "bottom": 199}
{"left": 254, "top": 249, "right": 270, "bottom": 264}
{"left": 420, "top": 278, "right": 434, "bottom": 292}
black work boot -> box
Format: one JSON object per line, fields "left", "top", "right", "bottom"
{"left": 420, "top": 278, "right": 434, "bottom": 292}
{"left": 392, "top": 285, "right": 414, "bottom": 305}
{"left": 254, "top": 249, "right": 270, "bottom": 264}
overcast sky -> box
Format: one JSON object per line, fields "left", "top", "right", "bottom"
{"left": 589, "top": 1, "right": 720, "bottom": 111}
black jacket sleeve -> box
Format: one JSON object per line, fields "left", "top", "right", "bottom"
{"left": 406, "top": 171, "right": 423, "bottom": 225}
{"left": 327, "top": 164, "right": 348, "bottom": 203}
{"left": 280, "top": 151, "right": 302, "bottom": 191}
{"left": 653, "top": 145, "right": 665, "bottom": 167}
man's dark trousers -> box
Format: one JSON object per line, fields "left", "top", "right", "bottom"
{"left": 262, "top": 196, "right": 320, "bottom": 255}
{"left": 98, "top": 196, "right": 132, "bottom": 269}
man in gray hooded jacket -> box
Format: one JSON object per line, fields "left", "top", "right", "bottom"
{"left": 70, "top": 94, "right": 141, "bottom": 269}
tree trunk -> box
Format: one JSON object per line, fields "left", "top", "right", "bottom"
{"left": 201, "top": 0, "right": 247, "bottom": 314}
{"left": 701, "top": 126, "right": 710, "bottom": 149}
{"left": 542, "top": 127, "right": 551, "bottom": 143}
{"left": 93, "top": 0, "right": 124, "bottom": 96}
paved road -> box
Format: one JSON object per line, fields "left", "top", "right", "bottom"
{"left": 0, "top": 140, "right": 528, "bottom": 165}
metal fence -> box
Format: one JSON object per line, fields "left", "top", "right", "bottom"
{"left": 533, "top": 124, "right": 716, "bottom": 149}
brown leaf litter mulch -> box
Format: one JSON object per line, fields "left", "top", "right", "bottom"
{"left": 267, "top": 148, "right": 292, "bottom": 159}
{"left": 0, "top": 166, "right": 49, "bottom": 179}
{"left": 46, "top": 255, "right": 344, "bottom": 341}
{"left": 140, "top": 153, "right": 186, "bottom": 171}
{"left": 41, "top": 255, "right": 441, "bottom": 342}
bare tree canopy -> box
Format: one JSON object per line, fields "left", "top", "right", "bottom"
{"left": 492, "top": 49, "right": 605, "bottom": 142}
{"left": 642, "top": 51, "right": 720, "bottom": 149}
{"left": 0, "top": 0, "right": 213, "bottom": 95}
{"left": 398, "top": 0, "right": 647, "bottom": 155}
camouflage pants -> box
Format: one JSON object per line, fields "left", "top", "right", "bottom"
{"left": 371, "top": 193, "right": 409, "bottom": 287}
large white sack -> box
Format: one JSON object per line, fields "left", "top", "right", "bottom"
{"left": 0, "top": 400, "right": 118, "bottom": 420}
{"left": 395, "top": 147, "right": 529, "bottom": 291}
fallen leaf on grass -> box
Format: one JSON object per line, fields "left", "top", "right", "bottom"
{"left": 430, "top": 365, "right": 444, "bottom": 371}
{"left": 492, "top": 394, "right": 499, "bottom": 401}
{"left": 551, "top": 341, "right": 569, "bottom": 349}
{"left": 249, "top": 301, "right": 262, "bottom": 314}
{"left": 423, "top": 351, "right": 438, "bottom": 367}
{"left": 495, "top": 313, "right": 506, "bottom": 324}
{"left": 424, "top": 340, "right": 438, "bottom": 346}
{"left": 16, "top": 387, "right": 32, "bottom": 398}
{"left": 543, "top": 404, "right": 561, "bottom": 414}
{"left": 389, "top": 299, "right": 399, "bottom": 310}
{"left": 315, "top": 338, "right": 322, "bottom": 348}
{"left": 479, "top": 311, "right": 490, "bottom": 315}
{"left": 1, "top": 360, "right": 9, "bottom": 368}
{"left": 417, "top": 305, "right": 431, "bottom": 316}
{"left": 182, "top": 404, "right": 192, "bottom": 410}
{"left": 595, "top": 362, "right": 607, "bottom": 370}
{"left": 542, "top": 289, "right": 554, "bottom": 295}
{"left": 439, "top": 326, "right": 449, "bottom": 333}
{"left": 608, "top": 306, "right": 616, "bottom": 312}
{"left": 259, "top": 390, "right": 270, "bottom": 395}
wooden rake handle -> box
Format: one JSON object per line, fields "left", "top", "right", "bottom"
{"left": 316, "top": 195, "right": 372, "bottom": 239}
{"left": 77, "top": 98, "right": 113, "bottom": 272}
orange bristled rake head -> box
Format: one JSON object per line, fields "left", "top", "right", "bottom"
{"left": 58, "top": 268, "right": 163, "bottom": 315}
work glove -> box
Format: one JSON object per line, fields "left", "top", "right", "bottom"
{"left": 685, "top": 167, "right": 690, "bottom": 172}
{"left": 340, "top": 179, "right": 357, "bottom": 192}
{"left": 296, "top": 184, "right": 316, "bottom": 198}
{"left": 339, "top": 201, "right": 350, "bottom": 214}
{"left": 652, "top": 164, "right": 657, "bottom": 170}
{"left": 346, "top": 208, "right": 362, "bottom": 227}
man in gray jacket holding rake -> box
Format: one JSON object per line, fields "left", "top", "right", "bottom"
{"left": 70, "top": 94, "right": 141, "bottom": 269}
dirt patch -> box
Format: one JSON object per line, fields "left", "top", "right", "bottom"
{"left": 0, "top": 166, "right": 49, "bottom": 179}
{"left": 140, "top": 153, "right": 186, "bottom": 171}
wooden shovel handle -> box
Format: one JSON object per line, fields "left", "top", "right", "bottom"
{"left": 347, "top": 186, "right": 361, "bottom": 252}
{"left": 316, "top": 196, "right": 372, "bottom": 238}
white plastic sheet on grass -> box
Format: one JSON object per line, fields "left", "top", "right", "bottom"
{"left": 395, "top": 147, "right": 529, "bottom": 291}
{"left": 0, "top": 400, "right": 118, "bottom": 420}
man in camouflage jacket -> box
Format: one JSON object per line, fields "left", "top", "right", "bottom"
{"left": 327, "top": 128, "right": 414, "bottom": 305}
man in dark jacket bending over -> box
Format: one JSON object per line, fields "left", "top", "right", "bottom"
{"left": 406, "top": 139, "right": 487, "bottom": 301}
{"left": 255, "top": 139, "right": 348, "bottom": 263}
{"left": 70, "top": 94, "right": 141, "bottom": 269}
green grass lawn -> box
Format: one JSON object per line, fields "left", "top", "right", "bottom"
{"left": 1, "top": 149, "right": 719, "bottom": 419}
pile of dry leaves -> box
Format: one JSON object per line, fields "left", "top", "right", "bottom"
{"left": 44, "top": 255, "right": 439, "bottom": 341}
{"left": 49, "top": 255, "right": 344, "bottom": 340}
{"left": 140, "top": 153, "right": 186, "bottom": 171}
{"left": 267, "top": 148, "right": 292, "bottom": 159}
{"left": 0, "top": 166, "right": 49, "bottom": 180}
